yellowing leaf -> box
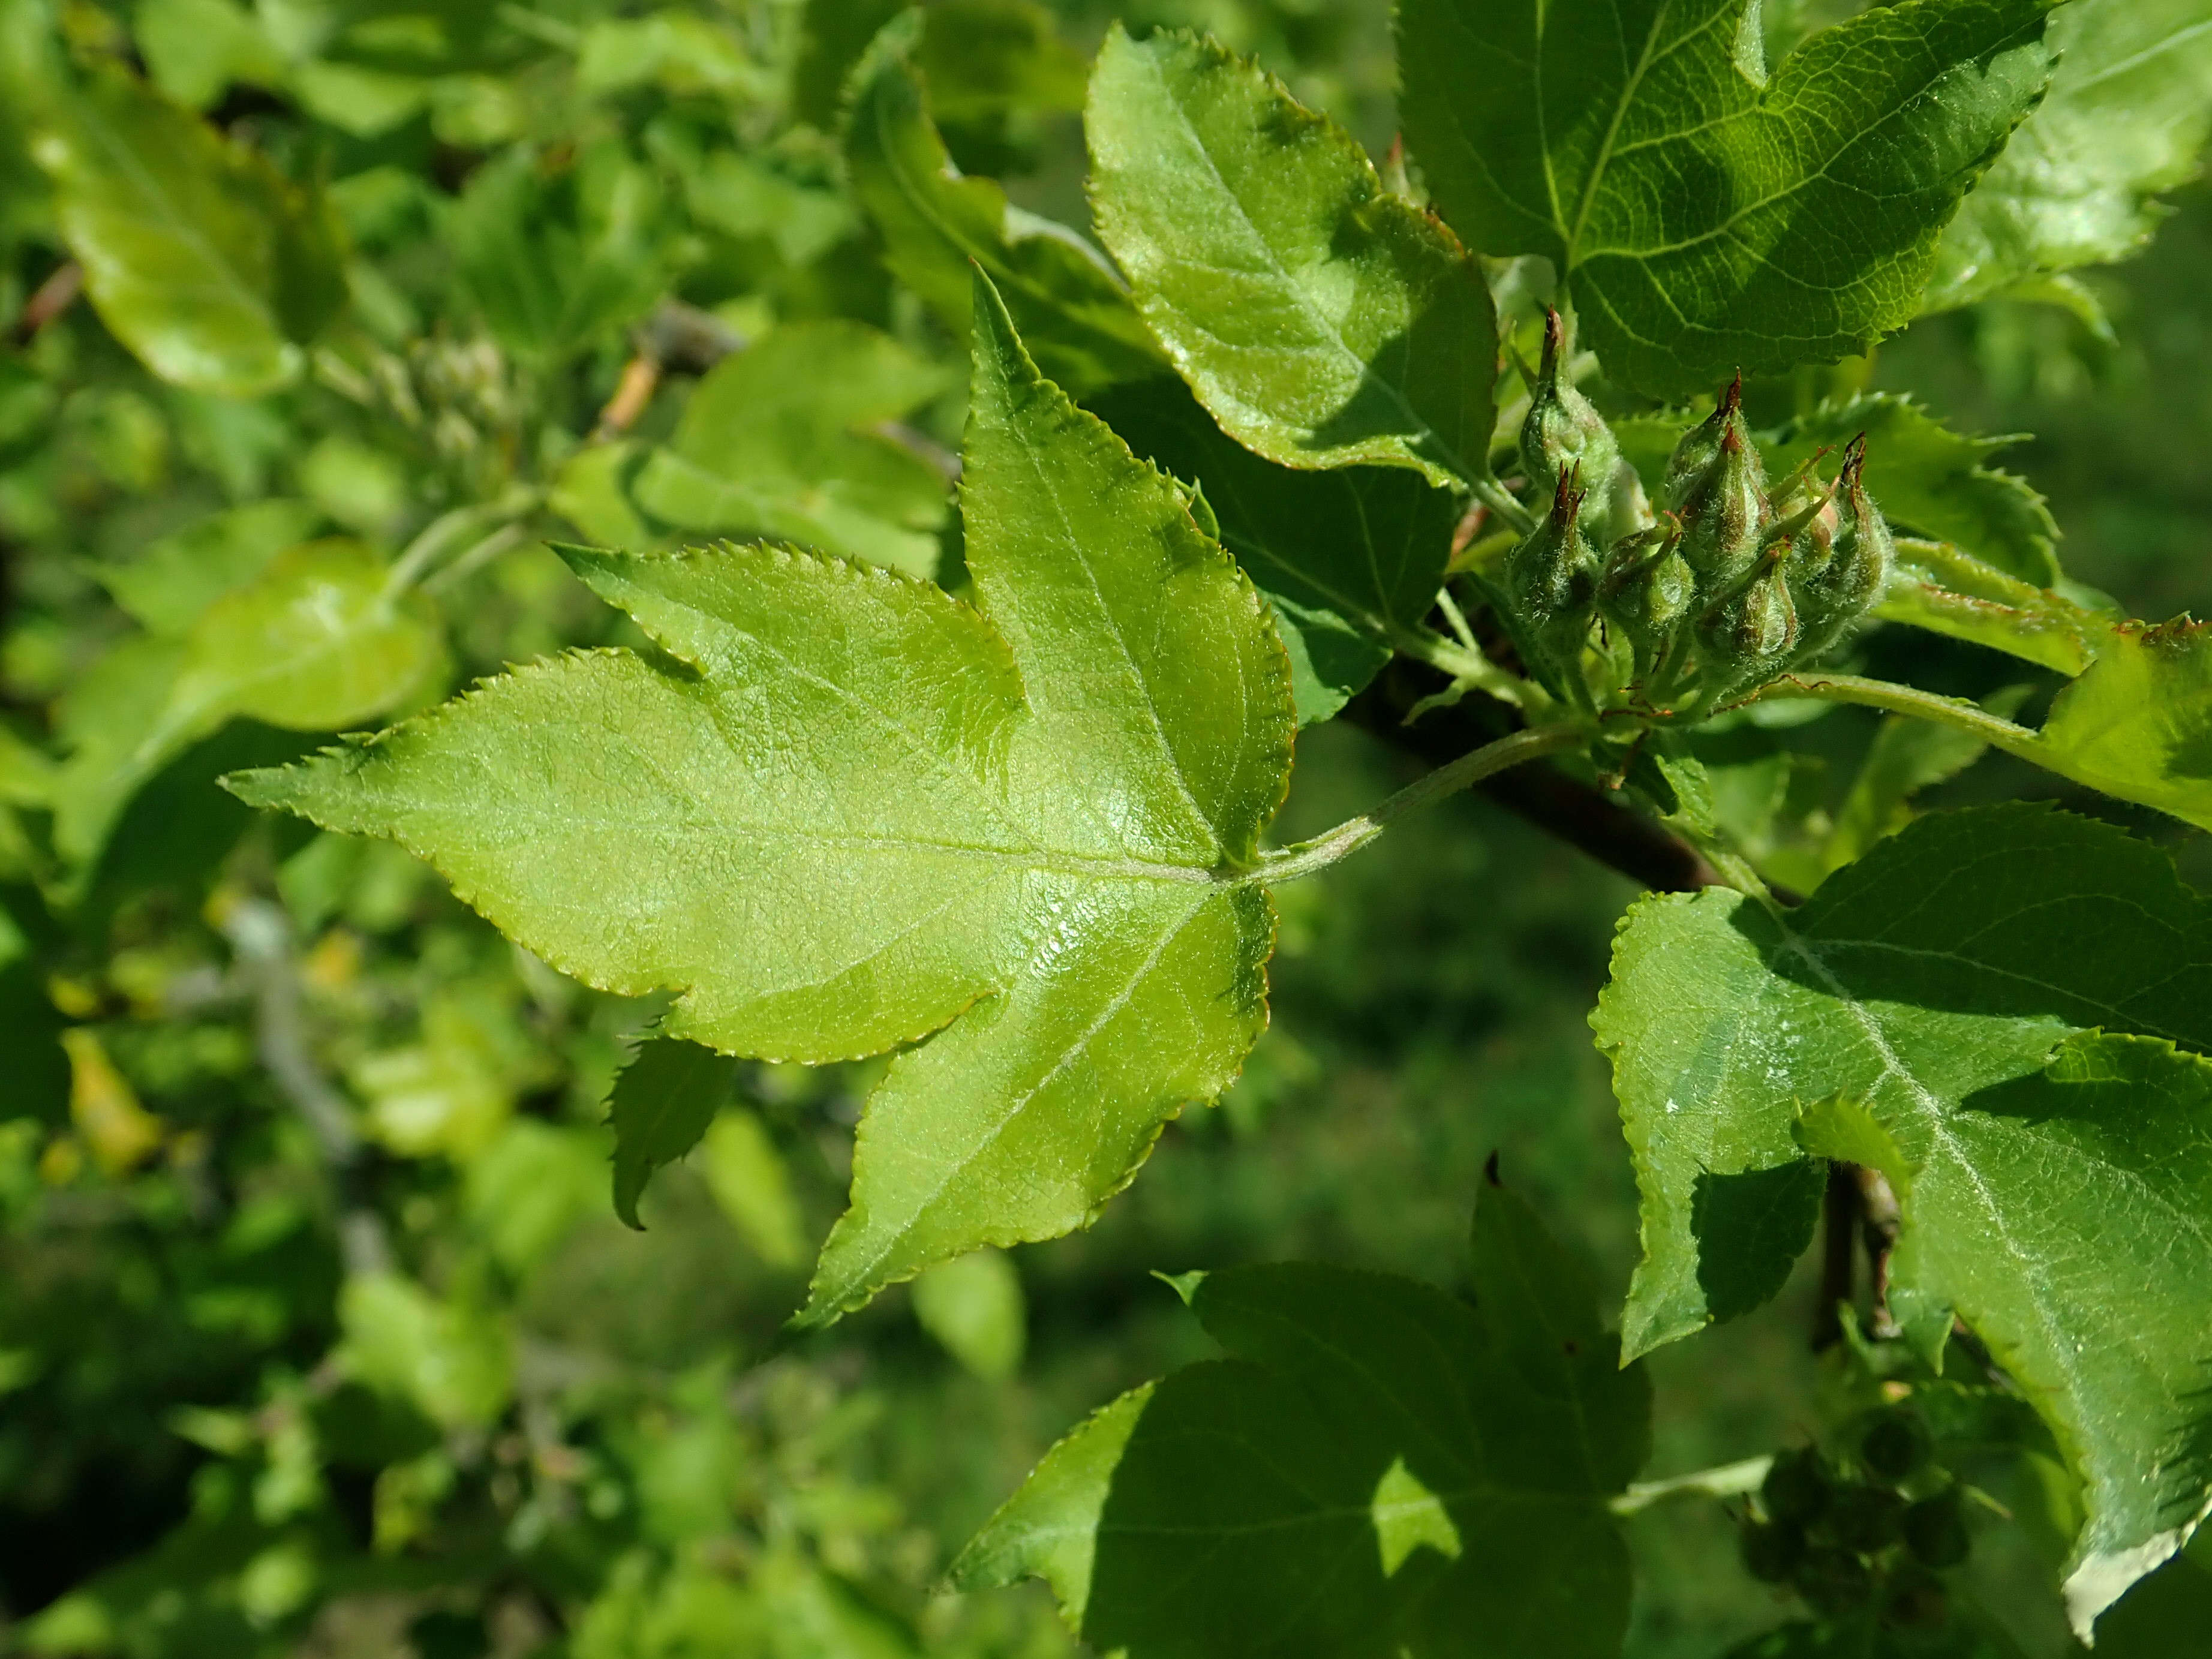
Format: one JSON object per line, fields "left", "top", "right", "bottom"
{"left": 61, "top": 1027, "right": 163, "bottom": 1176}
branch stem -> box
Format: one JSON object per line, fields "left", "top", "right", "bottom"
{"left": 1254, "top": 722, "right": 1588, "bottom": 884}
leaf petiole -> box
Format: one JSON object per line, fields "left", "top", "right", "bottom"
{"left": 1740, "top": 672, "right": 2045, "bottom": 766}
{"left": 1471, "top": 475, "right": 1536, "bottom": 537}
{"left": 1609, "top": 1454, "right": 1774, "bottom": 1516}
{"left": 1252, "top": 721, "right": 1588, "bottom": 885}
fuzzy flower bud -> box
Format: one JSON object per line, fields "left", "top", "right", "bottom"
{"left": 1664, "top": 377, "right": 1768, "bottom": 596}
{"left": 1789, "top": 435, "right": 1894, "bottom": 665}
{"left": 1508, "top": 465, "right": 1603, "bottom": 707}
{"left": 1598, "top": 518, "right": 1694, "bottom": 683}
{"left": 1520, "top": 309, "right": 1619, "bottom": 505}
{"left": 1695, "top": 542, "right": 1798, "bottom": 704}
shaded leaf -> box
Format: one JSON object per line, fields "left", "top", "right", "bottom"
{"left": 1592, "top": 804, "right": 2212, "bottom": 1635}
{"left": 955, "top": 1186, "right": 1649, "bottom": 1658}
{"left": 1765, "top": 396, "right": 2058, "bottom": 587}
{"left": 1090, "top": 377, "right": 1457, "bottom": 722}
{"left": 629, "top": 320, "right": 949, "bottom": 576}
{"left": 32, "top": 62, "right": 346, "bottom": 396}
{"left": 1089, "top": 26, "right": 1496, "bottom": 488}
{"left": 1397, "top": 0, "right": 2059, "bottom": 395}
{"left": 605, "top": 1036, "right": 739, "bottom": 1231}
{"left": 844, "top": 10, "right": 1163, "bottom": 396}
{"left": 1925, "top": 0, "right": 2212, "bottom": 312}
{"left": 225, "top": 274, "right": 1295, "bottom": 1324}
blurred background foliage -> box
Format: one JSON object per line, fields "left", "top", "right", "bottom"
{"left": 0, "top": 0, "right": 2207, "bottom": 1656}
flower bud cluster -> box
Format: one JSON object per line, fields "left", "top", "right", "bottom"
{"left": 1496, "top": 338, "right": 1892, "bottom": 717}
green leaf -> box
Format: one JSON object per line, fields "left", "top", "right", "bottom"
{"left": 1090, "top": 377, "right": 1458, "bottom": 722}
{"left": 224, "top": 273, "right": 1296, "bottom": 1324}
{"left": 445, "top": 143, "right": 669, "bottom": 365}
{"left": 696, "top": 1107, "right": 807, "bottom": 1268}
{"left": 1591, "top": 804, "right": 2212, "bottom": 1636}
{"left": 55, "top": 539, "right": 443, "bottom": 870}
{"left": 31, "top": 62, "right": 346, "bottom": 396}
{"left": 1925, "top": 0, "right": 2212, "bottom": 313}
{"left": 629, "top": 320, "right": 950, "bottom": 577}
{"left": 1873, "top": 540, "right": 2094, "bottom": 677}
{"left": 605, "top": 1036, "right": 739, "bottom": 1231}
{"left": 1818, "top": 699, "right": 2026, "bottom": 879}
{"left": 94, "top": 499, "right": 323, "bottom": 635}
{"left": 2033, "top": 617, "right": 2212, "bottom": 834}
{"left": 1396, "top": 0, "right": 2060, "bottom": 395}
{"left": 955, "top": 1187, "right": 1649, "bottom": 1658}
{"left": 1765, "top": 395, "right": 2059, "bottom": 586}
{"left": 1088, "top": 26, "right": 1497, "bottom": 488}
{"left": 844, "top": 11, "right": 1164, "bottom": 397}
{"left": 912, "top": 1248, "right": 1026, "bottom": 1380}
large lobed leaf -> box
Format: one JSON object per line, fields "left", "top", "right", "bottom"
{"left": 954, "top": 1183, "right": 1650, "bottom": 1658}
{"left": 227, "top": 274, "right": 1296, "bottom": 1323}
{"left": 1089, "top": 377, "right": 1458, "bottom": 723}
{"left": 1396, "top": 0, "right": 2060, "bottom": 395}
{"left": 1087, "top": 26, "right": 1498, "bottom": 488}
{"left": 1926, "top": 0, "right": 2212, "bottom": 312}
{"left": 1592, "top": 805, "right": 2212, "bottom": 1636}
{"left": 32, "top": 62, "right": 345, "bottom": 396}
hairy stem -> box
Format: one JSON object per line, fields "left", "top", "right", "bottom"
{"left": 1471, "top": 475, "right": 1536, "bottom": 536}
{"left": 1254, "top": 722, "right": 1588, "bottom": 884}
{"left": 1743, "top": 672, "right": 2043, "bottom": 763}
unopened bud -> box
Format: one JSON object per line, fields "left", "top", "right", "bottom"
{"left": 1597, "top": 518, "right": 1693, "bottom": 682}
{"left": 1789, "top": 435, "right": 1893, "bottom": 665}
{"left": 1520, "top": 310, "right": 1619, "bottom": 506}
{"left": 1696, "top": 542, "right": 1798, "bottom": 704}
{"left": 1665, "top": 378, "right": 1768, "bottom": 595}
{"left": 1508, "top": 465, "right": 1603, "bottom": 707}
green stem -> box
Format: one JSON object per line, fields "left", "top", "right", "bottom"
{"left": 1471, "top": 476, "right": 1536, "bottom": 537}
{"left": 1251, "top": 722, "right": 1588, "bottom": 885}
{"left": 1388, "top": 624, "right": 1538, "bottom": 710}
{"left": 1741, "top": 672, "right": 2045, "bottom": 766}
{"left": 1609, "top": 1455, "right": 1773, "bottom": 1516}
{"left": 384, "top": 487, "right": 541, "bottom": 597}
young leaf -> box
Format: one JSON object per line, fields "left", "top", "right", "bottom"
{"left": 1592, "top": 804, "right": 2212, "bottom": 1636}
{"left": 955, "top": 1189, "right": 1650, "bottom": 1658}
{"left": 1090, "top": 377, "right": 1459, "bottom": 722}
{"left": 224, "top": 274, "right": 1296, "bottom": 1324}
{"left": 32, "top": 62, "right": 346, "bottom": 396}
{"left": 629, "top": 321, "right": 950, "bottom": 577}
{"left": 1925, "top": 0, "right": 2212, "bottom": 312}
{"left": 845, "top": 10, "right": 1163, "bottom": 396}
{"left": 2034, "top": 618, "right": 2212, "bottom": 834}
{"left": 1396, "top": 0, "right": 2060, "bottom": 395}
{"left": 1764, "top": 396, "right": 2059, "bottom": 587}
{"left": 1088, "top": 26, "right": 1497, "bottom": 488}
{"left": 605, "top": 1036, "right": 738, "bottom": 1231}
{"left": 1873, "top": 540, "right": 2094, "bottom": 678}
{"left": 55, "top": 540, "right": 444, "bottom": 870}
